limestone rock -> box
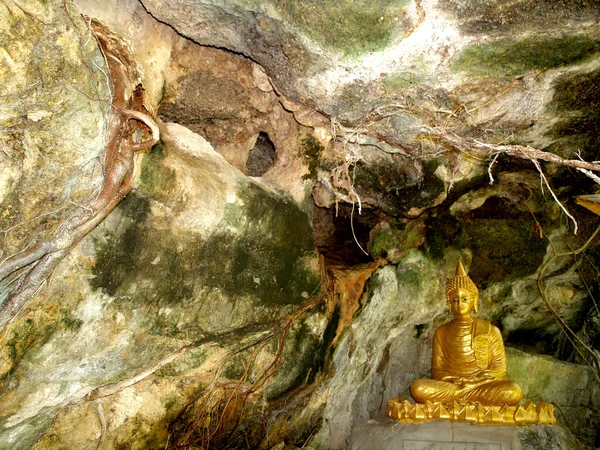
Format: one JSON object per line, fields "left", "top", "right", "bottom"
{"left": 0, "top": 123, "right": 323, "bottom": 449}
{"left": 0, "top": 0, "right": 110, "bottom": 260}
{"left": 156, "top": 41, "right": 312, "bottom": 202}
{"left": 507, "top": 348, "right": 600, "bottom": 445}
{"left": 138, "top": 0, "right": 600, "bottom": 138}
{"left": 2, "top": 0, "right": 600, "bottom": 448}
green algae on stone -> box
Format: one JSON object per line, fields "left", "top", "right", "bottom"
{"left": 369, "top": 220, "right": 426, "bottom": 263}
{"left": 90, "top": 183, "right": 319, "bottom": 337}
{"left": 1, "top": 303, "right": 85, "bottom": 386}
{"left": 506, "top": 347, "right": 600, "bottom": 438}
{"left": 425, "top": 196, "right": 548, "bottom": 287}
{"left": 383, "top": 71, "right": 422, "bottom": 92}
{"left": 393, "top": 253, "right": 429, "bottom": 289}
{"left": 90, "top": 193, "right": 152, "bottom": 298}
{"left": 0, "top": 408, "right": 55, "bottom": 450}
{"left": 202, "top": 183, "right": 320, "bottom": 307}
{"left": 453, "top": 34, "right": 599, "bottom": 78}
{"left": 266, "top": 313, "right": 326, "bottom": 399}
{"left": 275, "top": 0, "right": 413, "bottom": 56}
{"left": 300, "top": 134, "right": 324, "bottom": 180}
{"left": 353, "top": 158, "right": 445, "bottom": 217}
{"left": 548, "top": 68, "right": 600, "bottom": 161}
{"left": 439, "top": 0, "right": 600, "bottom": 37}
{"left": 140, "top": 140, "right": 176, "bottom": 197}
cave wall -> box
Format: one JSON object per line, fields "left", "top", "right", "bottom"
{"left": 1, "top": 0, "right": 600, "bottom": 449}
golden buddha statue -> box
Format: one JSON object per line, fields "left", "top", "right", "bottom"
{"left": 410, "top": 261, "right": 523, "bottom": 406}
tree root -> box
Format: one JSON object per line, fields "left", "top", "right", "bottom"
{"left": 85, "top": 292, "right": 324, "bottom": 404}
{"left": 420, "top": 125, "right": 600, "bottom": 233}
{"left": 0, "top": 19, "right": 159, "bottom": 333}
{"left": 422, "top": 126, "right": 600, "bottom": 174}
{"left": 172, "top": 290, "right": 325, "bottom": 449}
{"left": 94, "top": 399, "right": 107, "bottom": 450}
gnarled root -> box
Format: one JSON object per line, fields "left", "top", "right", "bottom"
{"left": 0, "top": 20, "right": 159, "bottom": 332}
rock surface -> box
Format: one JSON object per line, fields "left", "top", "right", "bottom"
{"left": 139, "top": 0, "right": 600, "bottom": 129}
{"left": 0, "top": 122, "right": 323, "bottom": 449}
{"left": 1, "top": 0, "right": 600, "bottom": 449}
{"left": 0, "top": 0, "right": 110, "bottom": 260}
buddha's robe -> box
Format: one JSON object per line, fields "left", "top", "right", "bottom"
{"left": 411, "top": 318, "right": 523, "bottom": 405}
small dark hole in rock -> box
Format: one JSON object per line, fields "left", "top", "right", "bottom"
{"left": 246, "top": 132, "right": 275, "bottom": 176}
{"left": 415, "top": 323, "right": 427, "bottom": 338}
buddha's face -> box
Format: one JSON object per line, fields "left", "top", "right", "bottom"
{"left": 448, "top": 288, "right": 475, "bottom": 317}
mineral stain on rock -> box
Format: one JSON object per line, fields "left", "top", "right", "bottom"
{"left": 273, "top": 0, "right": 414, "bottom": 56}
{"left": 440, "top": 0, "right": 600, "bottom": 35}
{"left": 353, "top": 158, "right": 446, "bottom": 217}
{"left": 300, "top": 133, "right": 324, "bottom": 181}
{"left": 139, "top": 140, "right": 177, "bottom": 197}
{"left": 425, "top": 195, "right": 547, "bottom": 287}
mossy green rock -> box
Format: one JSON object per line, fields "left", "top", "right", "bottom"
{"left": 0, "top": 123, "right": 321, "bottom": 448}
{"left": 369, "top": 219, "right": 426, "bottom": 263}
{"left": 453, "top": 35, "right": 599, "bottom": 78}
{"left": 507, "top": 348, "right": 600, "bottom": 407}
{"left": 507, "top": 348, "right": 600, "bottom": 443}
{"left": 273, "top": 0, "right": 414, "bottom": 57}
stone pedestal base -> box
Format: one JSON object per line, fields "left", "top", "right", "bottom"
{"left": 349, "top": 417, "right": 576, "bottom": 450}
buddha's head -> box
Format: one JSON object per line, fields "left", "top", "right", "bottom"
{"left": 446, "top": 261, "right": 479, "bottom": 315}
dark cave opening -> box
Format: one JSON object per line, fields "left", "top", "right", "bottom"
{"left": 246, "top": 132, "right": 276, "bottom": 177}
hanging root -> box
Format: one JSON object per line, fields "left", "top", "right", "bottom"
{"left": 0, "top": 19, "right": 159, "bottom": 333}
{"left": 419, "top": 125, "right": 600, "bottom": 234}
{"left": 327, "top": 103, "right": 600, "bottom": 244}
{"left": 422, "top": 126, "right": 600, "bottom": 175}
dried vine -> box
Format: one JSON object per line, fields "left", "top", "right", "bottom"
{"left": 0, "top": 20, "right": 159, "bottom": 333}
{"left": 79, "top": 293, "right": 324, "bottom": 450}
{"left": 168, "top": 292, "right": 324, "bottom": 449}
